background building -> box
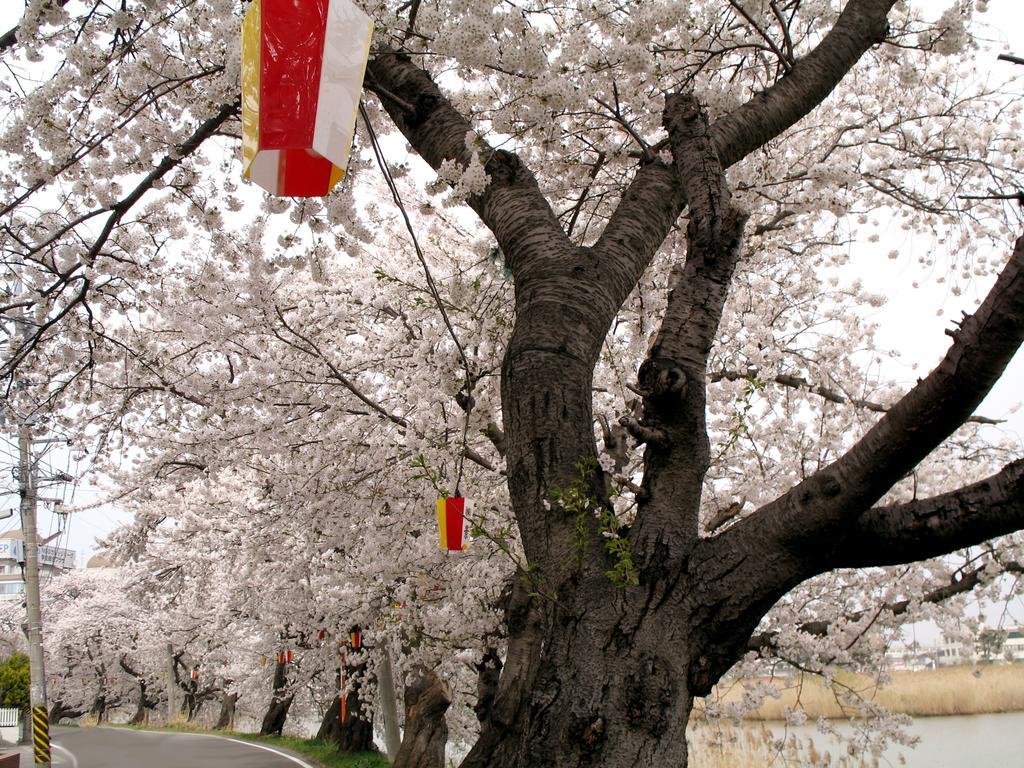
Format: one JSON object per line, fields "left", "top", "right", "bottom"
{"left": 0, "top": 534, "right": 76, "bottom": 597}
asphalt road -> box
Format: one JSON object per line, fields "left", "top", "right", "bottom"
{"left": 33, "top": 726, "right": 317, "bottom": 768}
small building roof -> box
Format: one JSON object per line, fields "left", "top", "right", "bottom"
{"left": 86, "top": 551, "right": 113, "bottom": 569}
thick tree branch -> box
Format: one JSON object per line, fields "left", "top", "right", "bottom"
{"left": 619, "top": 415, "right": 668, "bottom": 448}
{"left": 748, "top": 558, "right": 1024, "bottom": 653}
{"left": 483, "top": 421, "right": 507, "bottom": 457}
{"left": 750, "top": 233, "right": 1024, "bottom": 565}
{"left": 366, "top": 49, "right": 568, "bottom": 279}
{"left": 0, "top": 25, "right": 17, "bottom": 53}
{"left": 712, "top": 0, "right": 894, "bottom": 168}
{"left": 836, "top": 459, "right": 1024, "bottom": 569}
{"left": 711, "top": 368, "right": 1004, "bottom": 424}
{"left": 685, "top": 233, "right": 1024, "bottom": 691}
{"left": 593, "top": 0, "right": 896, "bottom": 307}
{"left": 629, "top": 94, "right": 749, "bottom": 559}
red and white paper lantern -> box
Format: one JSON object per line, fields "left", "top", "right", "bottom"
{"left": 437, "top": 497, "right": 470, "bottom": 551}
{"left": 241, "top": 0, "right": 372, "bottom": 196}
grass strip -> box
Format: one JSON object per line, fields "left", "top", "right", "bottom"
{"left": 112, "top": 722, "right": 389, "bottom": 768}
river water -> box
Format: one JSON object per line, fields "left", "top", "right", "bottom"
{"left": 766, "top": 711, "right": 1024, "bottom": 767}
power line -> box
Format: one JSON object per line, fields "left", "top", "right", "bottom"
{"left": 358, "top": 102, "right": 476, "bottom": 495}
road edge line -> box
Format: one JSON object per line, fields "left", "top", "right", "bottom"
{"left": 51, "top": 742, "right": 79, "bottom": 768}
{"left": 214, "top": 736, "right": 317, "bottom": 768}
{"left": 89, "top": 726, "right": 318, "bottom": 767}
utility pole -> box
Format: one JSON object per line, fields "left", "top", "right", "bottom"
{"left": 19, "top": 421, "right": 50, "bottom": 766}
{"left": 378, "top": 644, "right": 401, "bottom": 761}
{"left": 10, "top": 291, "right": 50, "bottom": 766}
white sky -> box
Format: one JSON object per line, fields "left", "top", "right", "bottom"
{"left": 0, "top": 2, "right": 1021, "bottom": 572}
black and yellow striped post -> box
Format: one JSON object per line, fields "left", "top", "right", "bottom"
{"left": 31, "top": 705, "right": 50, "bottom": 765}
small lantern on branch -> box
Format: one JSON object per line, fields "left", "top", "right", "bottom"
{"left": 437, "top": 497, "right": 471, "bottom": 551}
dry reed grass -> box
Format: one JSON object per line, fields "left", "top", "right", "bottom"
{"left": 687, "top": 722, "right": 880, "bottom": 768}
{"left": 704, "top": 663, "right": 1024, "bottom": 720}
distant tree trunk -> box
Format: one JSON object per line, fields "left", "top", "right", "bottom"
{"left": 316, "top": 664, "right": 375, "bottom": 752}
{"left": 260, "top": 694, "right": 294, "bottom": 736}
{"left": 392, "top": 668, "right": 451, "bottom": 768}
{"left": 129, "top": 695, "right": 147, "bottom": 724}
{"left": 259, "top": 658, "right": 294, "bottom": 736}
{"left": 183, "top": 676, "right": 201, "bottom": 721}
{"left": 122, "top": 659, "right": 157, "bottom": 724}
{"left": 90, "top": 694, "right": 107, "bottom": 724}
{"left": 214, "top": 691, "right": 238, "bottom": 730}
{"left": 48, "top": 700, "right": 83, "bottom": 724}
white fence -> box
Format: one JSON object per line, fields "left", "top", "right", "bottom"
{"left": 0, "top": 707, "right": 19, "bottom": 744}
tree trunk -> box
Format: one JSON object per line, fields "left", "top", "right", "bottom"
{"left": 120, "top": 657, "right": 155, "bottom": 725}
{"left": 186, "top": 693, "right": 203, "bottom": 721}
{"left": 214, "top": 691, "right": 238, "bottom": 730}
{"left": 259, "top": 658, "right": 293, "bottom": 736}
{"left": 473, "top": 648, "right": 501, "bottom": 724}
{"left": 130, "top": 695, "right": 147, "bottom": 725}
{"left": 316, "top": 693, "right": 375, "bottom": 751}
{"left": 462, "top": 584, "right": 696, "bottom": 768}
{"left": 260, "top": 694, "right": 294, "bottom": 736}
{"left": 392, "top": 668, "right": 451, "bottom": 768}
{"left": 48, "top": 701, "right": 83, "bottom": 724}
{"left": 316, "top": 658, "right": 375, "bottom": 751}
{"left": 130, "top": 681, "right": 157, "bottom": 724}
{"left": 91, "top": 694, "right": 107, "bottom": 724}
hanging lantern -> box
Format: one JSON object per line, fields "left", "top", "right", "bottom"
{"left": 241, "top": 0, "right": 372, "bottom": 196}
{"left": 437, "top": 497, "right": 471, "bottom": 551}
{"left": 317, "top": 628, "right": 326, "bottom": 642}
{"left": 287, "top": 649, "right": 294, "bottom": 664}
{"left": 260, "top": 655, "right": 267, "bottom": 668}
{"left": 349, "top": 625, "right": 362, "bottom": 649}
{"left": 190, "top": 667, "right": 199, "bottom": 681}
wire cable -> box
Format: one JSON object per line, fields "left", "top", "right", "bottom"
{"left": 358, "top": 102, "right": 475, "bottom": 495}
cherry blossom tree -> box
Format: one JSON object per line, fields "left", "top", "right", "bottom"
{"left": 2, "top": 0, "right": 1024, "bottom": 766}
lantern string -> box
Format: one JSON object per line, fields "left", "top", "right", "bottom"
{"left": 359, "top": 101, "right": 473, "bottom": 495}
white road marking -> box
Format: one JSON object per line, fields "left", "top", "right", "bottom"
{"left": 52, "top": 742, "right": 79, "bottom": 768}
{"left": 207, "top": 735, "right": 316, "bottom": 768}
{"left": 94, "top": 727, "right": 316, "bottom": 768}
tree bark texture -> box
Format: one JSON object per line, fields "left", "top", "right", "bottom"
{"left": 214, "top": 691, "right": 237, "bottom": 730}
{"left": 392, "top": 668, "right": 452, "bottom": 768}
{"left": 315, "top": 664, "right": 375, "bottom": 752}
{"left": 316, "top": 694, "right": 376, "bottom": 752}
{"left": 129, "top": 695, "right": 148, "bottom": 725}
{"left": 90, "top": 694, "right": 107, "bottom": 724}
{"left": 259, "top": 659, "right": 294, "bottom": 736}
{"left": 119, "top": 657, "right": 156, "bottom": 725}
{"left": 260, "top": 694, "right": 294, "bottom": 737}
